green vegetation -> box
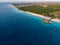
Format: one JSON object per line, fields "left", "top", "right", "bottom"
{"left": 17, "top": 4, "right": 60, "bottom": 19}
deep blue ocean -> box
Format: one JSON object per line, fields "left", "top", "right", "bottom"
{"left": 0, "top": 4, "right": 60, "bottom": 45}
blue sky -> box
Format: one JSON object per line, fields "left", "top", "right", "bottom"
{"left": 0, "top": 0, "right": 60, "bottom": 2}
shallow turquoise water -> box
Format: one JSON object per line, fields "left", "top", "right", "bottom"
{"left": 0, "top": 4, "right": 60, "bottom": 45}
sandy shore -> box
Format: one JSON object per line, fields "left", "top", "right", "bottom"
{"left": 25, "top": 11, "right": 60, "bottom": 22}
{"left": 12, "top": 5, "right": 60, "bottom": 23}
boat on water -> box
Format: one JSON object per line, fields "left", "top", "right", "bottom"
{"left": 42, "top": 18, "right": 52, "bottom": 24}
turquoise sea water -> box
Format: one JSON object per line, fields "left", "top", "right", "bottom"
{"left": 0, "top": 4, "right": 60, "bottom": 45}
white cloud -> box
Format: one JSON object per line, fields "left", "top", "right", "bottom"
{"left": 0, "top": 0, "right": 60, "bottom": 2}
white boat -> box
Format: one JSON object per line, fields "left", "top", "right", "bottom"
{"left": 42, "top": 18, "right": 52, "bottom": 24}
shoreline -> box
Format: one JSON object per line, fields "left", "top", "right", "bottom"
{"left": 25, "top": 11, "right": 60, "bottom": 22}
{"left": 12, "top": 5, "right": 60, "bottom": 23}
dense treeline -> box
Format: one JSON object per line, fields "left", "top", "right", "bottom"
{"left": 17, "top": 4, "right": 60, "bottom": 19}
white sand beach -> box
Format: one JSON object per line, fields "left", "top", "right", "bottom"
{"left": 25, "top": 11, "right": 60, "bottom": 22}
{"left": 12, "top": 5, "right": 60, "bottom": 23}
